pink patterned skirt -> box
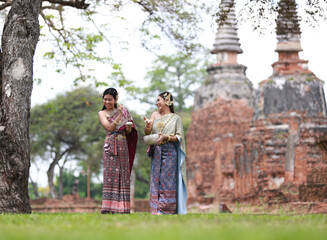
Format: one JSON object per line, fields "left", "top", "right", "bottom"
{"left": 101, "top": 133, "right": 130, "bottom": 214}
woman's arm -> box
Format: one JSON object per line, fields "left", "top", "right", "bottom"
{"left": 98, "top": 108, "right": 123, "bottom": 132}
{"left": 157, "top": 133, "right": 177, "bottom": 145}
{"left": 144, "top": 111, "right": 157, "bottom": 135}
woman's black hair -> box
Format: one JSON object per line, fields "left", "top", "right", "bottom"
{"left": 101, "top": 88, "right": 118, "bottom": 110}
{"left": 159, "top": 91, "right": 175, "bottom": 113}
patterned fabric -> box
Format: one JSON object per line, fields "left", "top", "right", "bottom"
{"left": 152, "top": 113, "right": 187, "bottom": 185}
{"left": 149, "top": 113, "right": 187, "bottom": 214}
{"left": 101, "top": 108, "right": 137, "bottom": 214}
{"left": 150, "top": 142, "right": 177, "bottom": 214}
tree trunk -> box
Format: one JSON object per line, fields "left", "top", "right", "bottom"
{"left": 47, "top": 159, "right": 59, "bottom": 199}
{"left": 58, "top": 165, "right": 64, "bottom": 199}
{"left": 86, "top": 166, "right": 91, "bottom": 199}
{"left": 0, "top": 0, "right": 42, "bottom": 213}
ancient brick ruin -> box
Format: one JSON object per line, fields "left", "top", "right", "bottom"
{"left": 187, "top": 0, "right": 327, "bottom": 208}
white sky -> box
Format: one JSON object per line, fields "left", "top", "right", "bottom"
{"left": 29, "top": 2, "right": 327, "bottom": 187}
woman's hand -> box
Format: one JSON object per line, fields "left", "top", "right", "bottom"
{"left": 143, "top": 116, "right": 153, "bottom": 128}
{"left": 118, "top": 104, "right": 124, "bottom": 115}
{"left": 157, "top": 133, "right": 169, "bottom": 145}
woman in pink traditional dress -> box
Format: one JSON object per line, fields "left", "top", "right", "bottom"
{"left": 98, "top": 88, "right": 137, "bottom": 214}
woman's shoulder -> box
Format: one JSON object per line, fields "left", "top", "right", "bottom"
{"left": 151, "top": 111, "right": 161, "bottom": 120}
{"left": 98, "top": 110, "right": 106, "bottom": 116}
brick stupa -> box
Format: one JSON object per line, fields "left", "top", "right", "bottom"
{"left": 187, "top": 0, "right": 254, "bottom": 206}
{"left": 240, "top": 0, "right": 327, "bottom": 203}
{"left": 187, "top": 0, "right": 327, "bottom": 209}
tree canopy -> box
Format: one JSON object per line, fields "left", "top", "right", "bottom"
{"left": 30, "top": 86, "right": 104, "bottom": 198}
{"left": 136, "top": 51, "right": 210, "bottom": 111}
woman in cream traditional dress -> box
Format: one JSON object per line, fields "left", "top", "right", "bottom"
{"left": 144, "top": 91, "right": 187, "bottom": 215}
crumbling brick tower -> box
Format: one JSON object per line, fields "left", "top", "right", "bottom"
{"left": 186, "top": 0, "right": 254, "bottom": 206}
{"left": 240, "top": 0, "right": 327, "bottom": 203}
{"left": 187, "top": 0, "right": 327, "bottom": 208}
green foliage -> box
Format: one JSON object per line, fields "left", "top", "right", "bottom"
{"left": 30, "top": 86, "right": 104, "bottom": 196}
{"left": 36, "top": 0, "right": 212, "bottom": 88}
{"left": 1, "top": 213, "right": 327, "bottom": 240}
{"left": 136, "top": 51, "right": 210, "bottom": 111}
{"left": 39, "top": 6, "right": 115, "bottom": 86}
{"left": 177, "top": 108, "right": 192, "bottom": 137}
{"left": 130, "top": 112, "right": 151, "bottom": 199}
{"left": 54, "top": 170, "right": 103, "bottom": 200}
{"left": 28, "top": 183, "right": 38, "bottom": 200}
{"left": 238, "top": 0, "right": 327, "bottom": 34}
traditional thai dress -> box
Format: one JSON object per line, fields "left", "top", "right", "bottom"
{"left": 149, "top": 113, "right": 187, "bottom": 214}
{"left": 101, "top": 108, "right": 137, "bottom": 214}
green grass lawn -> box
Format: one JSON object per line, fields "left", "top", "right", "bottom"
{"left": 0, "top": 213, "right": 326, "bottom": 240}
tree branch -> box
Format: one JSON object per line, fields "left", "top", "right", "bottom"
{"left": 41, "top": 5, "right": 61, "bottom": 10}
{"left": 0, "top": 0, "right": 90, "bottom": 11}
{"left": 133, "top": 0, "right": 154, "bottom": 15}
{"left": 0, "top": 2, "right": 12, "bottom": 11}
{"left": 43, "top": 0, "right": 89, "bottom": 9}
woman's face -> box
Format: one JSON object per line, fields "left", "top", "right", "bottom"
{"left": 103, "top": 94, "right": 116, "bottom": 110}
{"left": 156, "top": 95, "right": 166, "bottom": 112}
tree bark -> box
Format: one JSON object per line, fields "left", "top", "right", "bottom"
{"left": 47, "top": 149, "right": 71, "bottom": 199}
{"left": 58, "top": 164, "right": 64, "bottom": 199}
{"left": 0, "top": 0, "right": 42, "bottom": 213}
{"left": 86, "top": 166, "right": 91, "bottom": 199}
{"left": 47, "top": 157, "right": 59, "bottom": 199}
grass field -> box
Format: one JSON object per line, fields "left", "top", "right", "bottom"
{"left": 1, "top": 213, "right": 327, "bottom": 240}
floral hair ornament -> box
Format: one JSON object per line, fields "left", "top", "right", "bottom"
{"left": 109, "top": 88, "right": 119, "bottom": 100}
{"left": 163, "top": 92, "right": 174, "bottom": 106}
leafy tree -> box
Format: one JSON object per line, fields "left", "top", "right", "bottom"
{"left": 30, "top": 86, "right": 103, "bottom": 199}
{"left": 131, "top": 113, "right": 152, "bottom": 199}
{"left": 235, "top": 0, "right": 327, "bottom": 34}
{"left": 137, "top": 51, "right": 210, "bottom": 111}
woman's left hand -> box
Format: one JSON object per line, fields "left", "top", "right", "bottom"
{"left": 157, "top": 133, "right": 168, "bottom": 145}
{"left": 118, "top": 104, "right": 124, "bottom": 115}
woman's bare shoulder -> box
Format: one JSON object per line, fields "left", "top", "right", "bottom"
{"left": 151, "top": 111, "right": 161, "bottom": 120}
{"left": 98, "top": 110, "right": 106, "bottom": 115}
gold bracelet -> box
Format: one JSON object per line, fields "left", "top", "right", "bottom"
{"left": 113, "top": 120, "right": 119, "bottom": 125}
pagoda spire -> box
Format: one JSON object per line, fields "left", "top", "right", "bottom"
{"left": 273, "top": 0, "right": 308, "bottom": 75}
{"left": 212, "top": 0, "right": 242, "bottom": 65}
{"left": 193, "top": 0, "right": 253, "bottom": 110}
